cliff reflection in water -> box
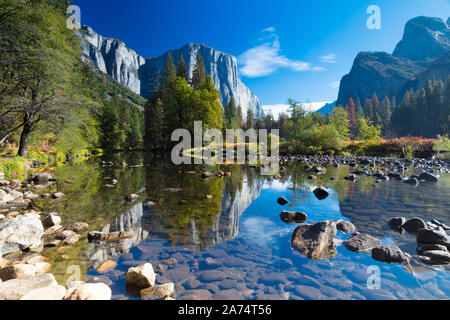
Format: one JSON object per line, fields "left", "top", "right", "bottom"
{"left": 86, "top": 165, "right": 264, "bottom": 267}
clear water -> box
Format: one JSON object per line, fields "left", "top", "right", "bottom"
{"left": 37, "top": 153, "right": 450, "bottom": 300}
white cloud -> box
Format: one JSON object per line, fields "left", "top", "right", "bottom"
{"left": 263, "top": 101, "right": 334, "bottom": 118}
{"left": 319, "top": 53, "right": 338, "bottom": 63}
{"left": 238, "top": 27, "right": 323, "bottom": 77}
{"left": 329, "top": 81, "right": 341, "bottom": 89}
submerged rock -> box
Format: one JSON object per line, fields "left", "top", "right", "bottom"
{"left": 344, "top": 174, "right": 357, "bottom": 182}
{"left": 277, "top": 197, "right": 289, "bottom": 206}
{"left": 280, "top": 211, "right": 307, "bottom": 224}
{"left": 388, "top": 217, "right": 406, "bottom": 229}
{"left": 313, "top": 187, "right": 329, "bottom": 200}
{"left": 371, "top": 245, "right": 409, "bottom": 264}
{"left": 291, "top": 221, "right": 337, "bottom": 260}
{"left": 418, "top": 172, "right": 438, "bottom": 182}
{"left": 88, "top": 231, "right": 134, "bottom": 242}
{"left": 335, "top": 219, "right": 356, "bottom": 234}
{"left": 343, "top": 233, "right": 382, "bottom": 253}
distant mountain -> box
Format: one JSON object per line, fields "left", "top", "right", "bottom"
{"left": 77, "top": 25, "right": 264, "bottom": 118}
{"left": 337, "top": 16, "right": 450, "bottom": 106}
{"left": 314, "top": 101, "right": 337, "bottom": 115}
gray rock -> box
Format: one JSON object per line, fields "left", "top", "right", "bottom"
{"left": 0, "top": 273, "right": 57, "bottom": 300}
{"left": 64, "top": 283, "right": 112, "bottom": 300}
{"left": 277, "top": 197, "right": 288, "bottom": 206}
{"left": 0, "top": 213, "right": 43, "bottom": 256}
{"left": 125, "top": 263, "right": 156, "bottom": 288}
{"left": 417, "top": 227, "right": 449, "bottom": 246}
{"left": 43, "top": 213, "right": 61, "bottom": 228}
{"left": 125, "top": 194, "right": 139, "bottom": 202}
{"left": 32, "top": 173, "right": 52, "bottom": 184}
{"left": 313, "top": 187, "right": 329, "bottom": 200}
{"left": 335, "top": 219, "right": 356, "bottom": 234}
{"left": 418, "top": 172, "right": 439, "bottom": 182}
{"left": 19, "top": 284, "right": 66, "bottom": 300}
{"left": 389, "top": 217, "right": 406, "bottom": 229}
{"left": 343, "top": 233, "right": 382, "bottom": 253}
{"left": 280, "top": 211, "right": 307, "bottom": 224}
{"left": 0, "top": 264, "right": 36, "bottom": 281}
{"left": 417, "top": 244, "right": 448, "bottom": 255}
{"left": 403, "top": 217, "right": 428, "bottom": 233}
{"left": 291, "top": 221, "right": 337, "bottom": 260}
{"left": 344, "top": 174, "right": 356, "bottom": 182}
{"left": 371, "top": 245, "right": 409, "bottom": 264}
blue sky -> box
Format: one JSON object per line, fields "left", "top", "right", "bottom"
{"left": 72, "top": 0, "right": 449, "bottom": 115}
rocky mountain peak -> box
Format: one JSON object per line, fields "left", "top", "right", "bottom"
{"left": 77, "top": 26, "right": 264, "bottom": 118}
{"left": 393, "top": 16, "right": 450, "bottom": 61}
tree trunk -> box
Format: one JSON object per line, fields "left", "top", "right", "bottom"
{"left": 17, "top": 122, "right": 31, "bottom": 157}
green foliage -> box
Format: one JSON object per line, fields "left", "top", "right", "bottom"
{"left": 434, "top": 134, "right": 450, "bottom": 159}
{"left": 0, "top": 157, "right": 27, "bottom": 179}
{"left": 391, "top": 76, "right": 450, "bottom": 138}
{"left": 191, "top": 51, "right": 206, "bottom": 90}
{"left": 356, "top": 117, "right": 382, "bottom": 143}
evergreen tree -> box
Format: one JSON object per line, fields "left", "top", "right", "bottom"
{"left": 345, "top": 98, "right": 356, "bottom": 137}
{"left": 237, "top": 104, "right": 244, "bottom": 128}
{"left": 163, "top": 51, "right": 176, "bottom": 88}
{"left": 381, "top": 96, "right": 391, "bottom": 138}
{"left": 224, "top": 97, "right": 238, "bottom": 129}
{"left": 364, "top": 99, "right": 373, "bottom": 120}
{"left": 246, "top": 108, "right": 255, "bottom": 129}
{"left": 355, "top": 97, "right": 364, "bottom": 120}
{"left": 191, "top": 51, "right": 206, "bottom": 90}
{"left": 176, "top": 53, "right": 189, "bottom": 82}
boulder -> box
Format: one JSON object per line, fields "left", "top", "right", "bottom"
{"left": 416, "top": 227, "right": 450, "bottom": 246}
{"left": 291, "top": 220, "right": 337, "bottom": 260}
{"left": 64, "top": 283, "right": 111, "bottom": 300}
{"left": 23, "top": 191, "right": 39, "bottom": 200}
{"left": 0, "top": 189, "right": 14, "bottom": 205}
{"left": 52, "top": 192, "right": 65, "bottom": 199}
{"left": 388, "top": 217, "right": 405, "bottom": 229}
{"left": 0, "top": 213, "right": 43, "bottom": 256}
{"left": 66, "top": 222, "right": 89, "bottom": 233}
{"left": 313, "top": 187, "right": 329, "bottom": 200}
{"left": 88, "top": 231, "right": 134, "bottom": 242}
{"left": 371, "top": 245, "right": 409, "bottom": 264}
{"left": 417, "top": 244, "right": 448, "bottom": 255}
{"left": 344, "top": 174, "right": 357, "bottom": 182}
{"left": 404, "top": 177, "right": 419, "bottom": 186}
{"left": 0, "top": 264, "right": 37, "bottom": 281}
{"left": 32, "top": 173, "right": 53, "bottom": 184}
{"left": 43, "top": 213, "right": 61, "bottom": 228}
{"left": 343, "top": 233, "right": 382, "bottom": 253}
{"left": 19, "top": 284, "right": 66, "bottom": 300}
{"left": 335, "top": 219, "right": 356, "bottom": 234}
{"left": 0, "top": 273, "right": 57, "bottom": 300}
{"left": 280, "top": 211, "right": 307, "bottom": 224}
{"left": 277, "top": 197, "right": 288, "bottom": 205}
{"left": 403, "top": 217, "right": 428, "bottom": 233}
{"left": 125, "top": 263, "right": 156, "bottom": 288}
{"left": 418, "top": 172, "right": 438, "bottom": 182}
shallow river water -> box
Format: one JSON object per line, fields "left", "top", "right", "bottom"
{"left": 36, "top": 153, "right": 450, "bottom": 300}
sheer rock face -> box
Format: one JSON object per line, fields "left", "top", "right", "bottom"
{"left": 78, "top": 25, "right": 145, "bottom": 95}
{"left": 393, "top": 16, "right": 450, "bottom": 62}
{"left": 336, "top": 16, "right": 449, "bottom": 107}
{"left": 77, "top": 27, "right": 264, "bottom": 118}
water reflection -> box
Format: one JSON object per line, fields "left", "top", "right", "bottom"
{"left": 36, "top": 154, "right": 450, "bottom": 299}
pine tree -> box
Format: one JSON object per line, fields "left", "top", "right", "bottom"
{"left": 364, "top": 99, "right": 373, "bottom": 120}
{"left": 224, "top": 97, "right": 238, "bottom": 129}
{"left": 371, "top": 93, "right": 381, "bottom": 125}
{"left": 381, "top": 96, "right": 391, "bottom": 138}
{"left": 355, "top": 97, "right": 364, "bottom": 119}
{"left": 191, "top": 51, "right": 206, "bottom": 90}
{"left": 237, "top": 104, "right": 244, "bottom": 128}
{"left": 163, "top": 51, "right": 176, "bottom": 88}
{"left": 345, "top": 98, "right": 356, "bottom": 137}
{"left": 176, "top": 53, "right": 189, "bottom": 81}
{"left": 246, "top": 108, "right": 255, "bottom": 129}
